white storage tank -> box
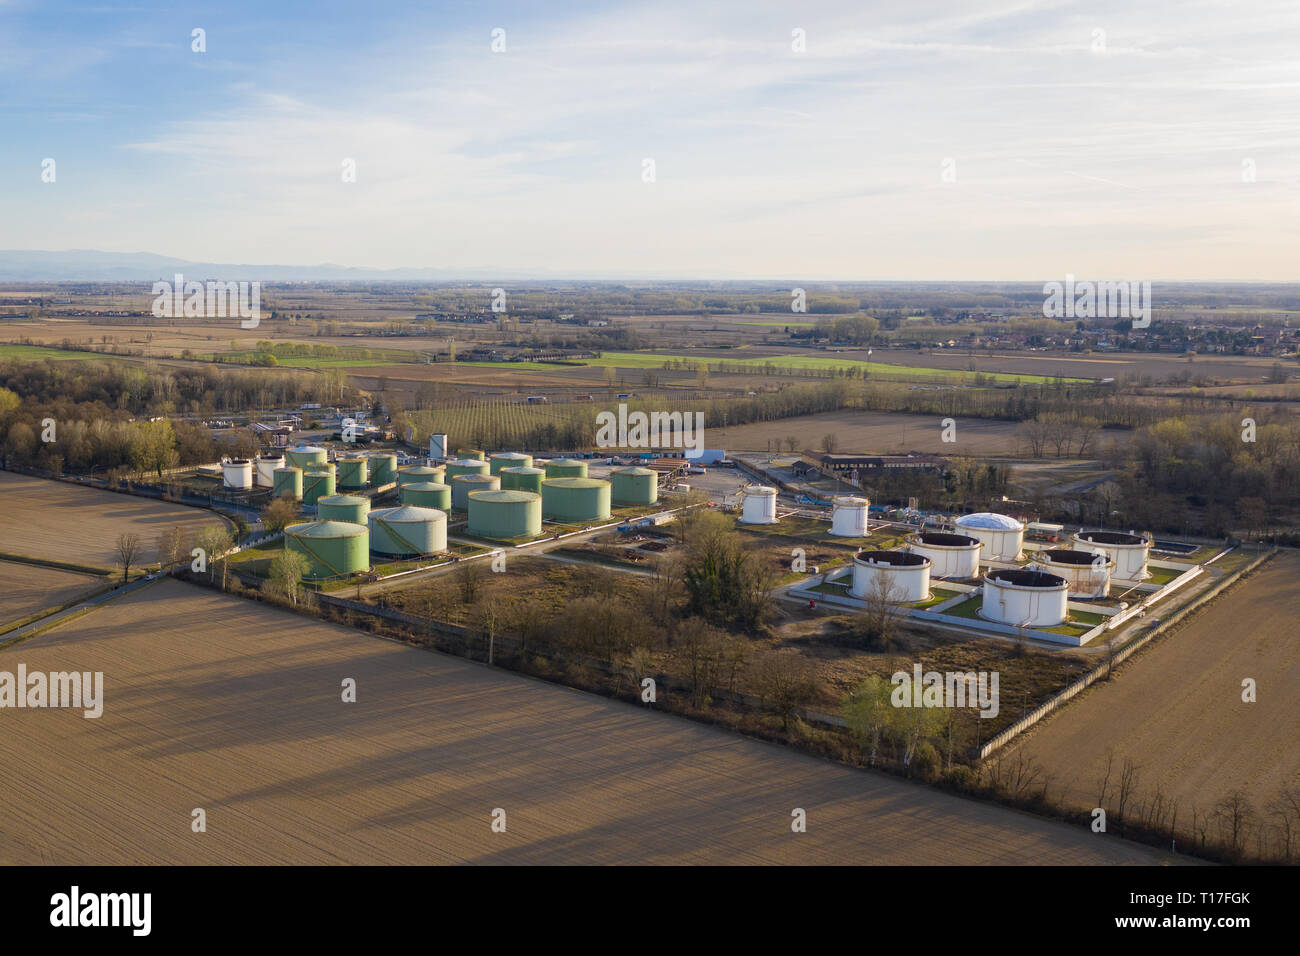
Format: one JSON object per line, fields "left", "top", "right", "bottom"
{"left": 981, "top": 568, "right": 1068, "bottom": 627}
{"left": 830, "top": 496, "right": 870, "bottom": 537}
{"left": 1032, "top": 548, "right": 1113, "bottom": 599}
{"left": 428, "top": 433, "right": 449, "bottom": 460}
{"left": 255, "top": 454, "right": 284, "bottom": 488}
{"left": 908, "top": 531, "right": 982, "bottom": 579}
{"left": 222, "top": 458, "right": 254, "bottom": 490}
{"left": 954, "top": 512, "right": 1025, "bottom": 562}
{"left": 738, "top": 485, "right": 778, "bottom": 525}
{"left": 1072, "top": 530, "right": 1152, "bottom": 582}
{"left": 849, "top": 550, "right": 931, "bottom": 603}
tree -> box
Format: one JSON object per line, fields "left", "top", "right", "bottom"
{"left": 115, "top": 533, "right": 141, "bottom": 584}
{"left": 748, "top": 650, "right": 817, "bottom": 730}
{"left": 843, "top": 675, "right": 893, "bottom": 766}
{"left": 268, "top": 549, "right": 310, "bottom": 606}
{"left": 857, "top": 573, "right": 905, "bottom": 650}
{"left": 155, "top": 524, "right": 188, "bottom": 575}
{"left": 262, "top": 497, "right": 301, "bottom": 534}
{"left": 784, "top": 436, "right": 799, "bottom": 453}
{"left": 456, "top": 560, "right": 485, "bottom": 604}
{"left": 821, "top": 433, "right": 838, "bottom": 455}
{"left": 193, "top": 524, "right": 235, "bottom": 586}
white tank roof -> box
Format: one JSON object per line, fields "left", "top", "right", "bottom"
{"left": 955, "top": 512, "right": 1023, "bottom": 531}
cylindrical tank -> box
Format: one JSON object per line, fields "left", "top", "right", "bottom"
{"left": 445, "top": 458, "right": 490, "bottom": 479}
{"left": 255, "top": 454, "right": 284, "bottom": 488}
{"left": 499, "top": 466, "right": 545, "bottom": 494}
{"left": 451, "top": 473, "right": 501, "bottom": 511}
{"left": 738, "top": 485, "right": 778, "bottom": 525}
{"left": 284, "top": 520, "right": 369, "bottom": 579}
{"left": 954, "top": 512, "right": 1025, "bottom": 562}
{"left": 908, "top": 531, "right": 981, "bottom": 579}
{"left": 400, "top": 481, "right": 451, "bottom": 510}
{"left": 468, "top": 490, "right": 543, "bottom": 539}
{"left": 830, "top": 496, "right": 870, "bottom": 537}
{"left": 368, "top": 452, "right": 398, "bottom": 486}
{"left": 336, "top": 455, "right": 369, "bottom": 490}
{"left": 301, "top": 469, "right": 336, "bottom": 506}
{"left": 541, "top": 477, "right": 611, "bottom": 522}
{"left": 457, "top": 448, "right": 486, "bottom": 462}
{"left": 428, "top": 434, "right": 449, "bottom": 460}
{"left": 397, "top": 465, "right": 445, "bottom": 486}
{"left": 316, "top": 494, "right": 370, "bottom": 525}
{"left": 285, "top": 444, "right": 328, "bottom": 470}
{"left": 544, "top": 458, "right": 588, "bottom": 478}
{"left": 368, "top": 505, "right": 447, "bottom": 556}
{"left": 1033, "top": 548, "right": 1113, "bottom": 599}
{"left": 610, "top": 466, "right": 658, "bottom": 506}
{"left": 849, "top": 550, "right": 931, "bottom": 603}
{"left": 489, "top": 452, "right": 533, "bottom": 475}
{"left": 981, "top": 568, "right": 1068, "bottom": 627}
{"left": 222, "top": 458, "right": 254, "bottom": 490}
{"left": 273, "top": 466, "right": 303, "bottom": 499}
{"left": 1072, "top": 530, "right": 1152, "bottom": 581}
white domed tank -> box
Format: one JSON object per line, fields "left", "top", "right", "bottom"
{"left": 1072, "top": 530, "right": 1152, "bottom": 582}
{"left": 954, "top": 512, "right": 1024, "bottom": 562}
{"left": 255, "top": 454, "right": 284, "bottom": 488}
{"left": 908, "top": 531, "right": 982, "bottom": 579}
{"left": 222, "top": 458, "right": 254, "bottom": 490}
{"left": 368, "top": 505, "right": 447, "bottom": 557}
{"left": 830, "top": 496, "right": 870, "bottom": 537}
{"left": 981, "top": 568, "right": 1068, "bottom": 627}
{"left": 850, "top": 550, "right": 931, "bottom": 603}
{"left": 738, "top": 485, "right": 778, "bottom": 525}
{"left": 1033, "top": 548, "right": 1113, "bottom": 599}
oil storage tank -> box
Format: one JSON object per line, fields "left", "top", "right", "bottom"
{"left": 302, "top": 469, "right": 336, "bottom": 506}
{"left": 222, "top": 458, "right": 254, "bottom": 490}
{"left": 336, "top": 455, "right": 369, "bottom": 490}
{"left": 255, "top": 454, "right": 285, "bottom": 488}
{"left": 908, "top": 531, "right": 981, "bottom": 579}
{"left": 830, "top": 496, "right": 870, "bottom": 537}
{"left": 954, "top": 512, "right": 1024, "bottom": 562}
{"left": 452, "top": 473, "right": 501, "bottom": 511}
{"left": 499, "top": 466, "right": 545, "bottom": 494}
{"left": 368, "top": 505, "right": 447, "bottom": 557}
{"left": 445, "top": 458, "right": 490, "bottom": 479}
{"left": 544, "top": 458, "right": 588, "bottom": 479}
{"left": 273, "top": 466, "right": 303, "bottom": 500}
{"left": 1033, "top": 548, "right": 1113, "bottom": 599}
{"left": 849, "top": 550, "right": 931, "bottom": 603}
{"left": 368, "top": 452, "right": 398, "bottom": 486}
{"left": 468, "top": 490, "right": 542, "bottom": 538}
{"left": 398, "top": 464, "right": 445, "bottom": 486}
{"left": 457, "top": 448, "right": 486, "bottom": 462}
{"left": 285, "top": 444, "right": 328, "bottom": 470}
{"left": 981, "top": 568, "right": 1068, "bottom": 627}
{"left": 738, "top": 485, "right": 778, "bottom": 525}
{"left": 284, "top": 520, "right": 369, "bottom": 579}
{"left": 1072, "top": 530, "right": 1152, "bottom": 582}
{"left": 541, "top": 477, "right": 611, "bottom": 522}
{"left": 489, "top": 452, "right": 533, "bottom": 475}
{"left": 610, "top": 466, "right": 658, "bottom": 506}
{"left": 316, "top": 494, "right": 370, "bottom": 525}
{"left": 400, "top": 481, "right": 451, "bottom": 510}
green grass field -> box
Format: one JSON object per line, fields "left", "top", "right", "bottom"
{"left": 0, "top": 344, "right": 101, "bottom": 362}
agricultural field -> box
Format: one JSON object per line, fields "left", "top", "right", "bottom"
{"left": 0, "top": 579, "right": 1169, "bottom": 865}
{"left": 0, "top": 343, "right": 97, "bottom": 361}
{"left": 0, "top": 472, "right": 227, "bottom": 570}
{"left": 715, "top": 410, "right": 1025, "bottom": 454}
{"left": 1015, "top": 552, "right": 1300, "bottom": 822}
{"left": 0, "top": 560, "right": 105, "bottom": 631}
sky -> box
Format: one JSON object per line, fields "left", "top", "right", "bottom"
{"left": 1, "top": 0, "right": 1298, "bottom": 280}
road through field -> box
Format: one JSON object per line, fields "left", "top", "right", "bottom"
{"left": 0, "top": 580, "right": 1172, "bottom": 865}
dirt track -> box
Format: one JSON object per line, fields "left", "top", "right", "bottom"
{"left": 0, "top": 580, "right": 1173, "bottom": 865}
{"left": 1017, "top": 552, "right": 1300, "bottom": 817}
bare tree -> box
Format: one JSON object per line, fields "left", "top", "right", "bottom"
{"left": 821, "top": 433, "right": 839, "bottom": 455}
{"left": 456, "top": 560, "right": 485, "bottom": 604}
{"left": 842, "top": 675, "right": 892, "bottom": 766}
{"left": 748, "top": 650, "right": 817, "bottom": 731}
{"left": 115, "top": 533, "right": 141, "bottom": 584}
{"left": 1213, "top": 790, "right": 1256, "bottom": 855}
{"left": 784, "top": 435, "right": 800, "bottom": 453}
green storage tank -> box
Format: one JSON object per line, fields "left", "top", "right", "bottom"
{"left": 545, "top": 458, "right": 588, "bottom": 478}
{"left": 400, "top": 481, "right": 451, "bottom": 510}
{"left": 284, "top": 520, "right": 369, "bottom": 579}
{"left": 397, "top": 465, "right": 445, "bottom": 486}
{"left": 302, "top": 469, "right": 336, "bottom": 506}
{"left": 368, "top": 452, "right": 398, "bottom": 486}
{"left": 316, "top": 494, "right": 370, "bottom": 525}
{"left": 541, "top": 477, "right": 611, "bottom": 522}
{"left": 273, "top": 466, "right": 303, "bottom": 499}
{"left": 468, "top": 490, "right": 542, "bottom": 539}
{"left": 336, "top": 455, "right": 369, "bottom": 490}
{"left": 499, "top": 465, "right": 545, "bottom": 494}
{"left": 285, "top": 445, "right": 328, "bottom": 470}
{"left": 451, "top": 473, "right": 501, "bottom": 510}
{"left": 457, "top": 448, "right": 486, "bottom": 461}
{"left": 445, "top": 458, "right": 490, "bottom": 479}
{"left": 489, "top": 452, "right": 533, "bottom": 475}
{"left": 611, "top": 466, "right": 658, "bottom": 505}
{"left": 368, "top": 505, "right": 447, "bottom": 556}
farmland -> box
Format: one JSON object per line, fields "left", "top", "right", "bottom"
{"left": 0, "top": 579, "right": 1171, "bottom": 865}
{"left": 0, "top": 560, "right": 104, "bottom": 631}
{"left": 715, "top": 410, "right": 1026, "bottom": 454}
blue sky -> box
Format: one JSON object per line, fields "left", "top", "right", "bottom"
{"left": 2, "top": 0, "right": 1298, "bottom": 279}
